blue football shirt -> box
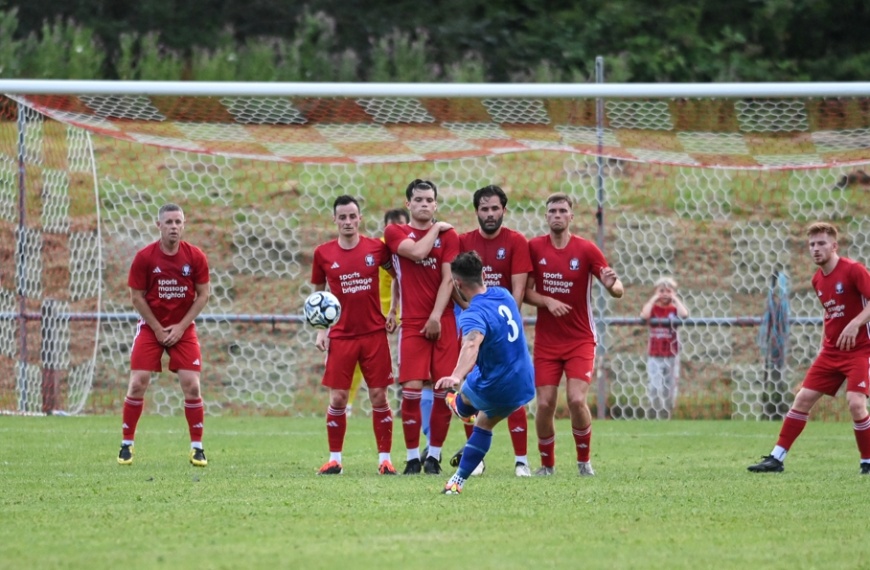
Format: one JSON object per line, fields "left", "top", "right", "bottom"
{"left": 458, "top": 286, "right": 534, "bottom": 408}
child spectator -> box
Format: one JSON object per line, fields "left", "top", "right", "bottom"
{"left": 640, "top": 277, "right": 689, "bottom": 419}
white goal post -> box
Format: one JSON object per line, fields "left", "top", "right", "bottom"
{"left": 1, "top": 79, "right": 870, "bottom": 420}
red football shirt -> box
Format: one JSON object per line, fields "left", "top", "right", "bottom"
{"left": 384, "top": 223, "right": 459, "bottom": 323}
{"left": 128, "top": 241, "right": 210, "bottom": 328}
{"left": 812, "top": 257, "right": 870, "bottom": 352}
{"left": 528, "top": 234, "right": 608, "bottom": 347}
{"left": 311, "top": 236, "right": 391, "bottom": 338}
{"left": 459, "top": 227, "right": 532, "bottom": 290}
{"left": 648, "top": 304, "right": 679, "bottom": 357}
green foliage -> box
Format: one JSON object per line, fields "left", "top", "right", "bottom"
{"left": 2, "top": 3, "right": 870, "bottom": 81}
{"left": 66, "top": 22, "right": 103, "bottom": 79}
{"left": 444, "top": 52, "right": 486, "bottom": 82}
{"left": 114, "top": 32, "right": 137, "bottom": 80}
{"left": 18, "top": 16, "right": 103, "bottom": 79}
{"left": 333, "top": 49, "right": 361, "bottom": 82}
{"left": 236, "top": 38, "right": 281, "bottom": 82}
{"left": 0, "top": 8, "right": 22, "bottom": 78}
{"left": 136, "top": 32, "right": 184, "bottom": 80}
{"left": 190, "top": 28, "right": 238, "bottom": 81}
{"left": 292, "top": 8, "right": 339, "bottom": 80}
{"left": 2, "top": 415, "right": 870, "bottom": 569}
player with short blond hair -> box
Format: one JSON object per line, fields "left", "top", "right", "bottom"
{"left": 525, "top": 193, "right": 624, "bottom": 477}
{"left": 119, "top": 203, "right": 210, "bottom": 467}
{"left": 749, "top": 221, "right": 870, "bottom": 474}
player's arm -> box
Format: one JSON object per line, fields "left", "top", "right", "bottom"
{"left": 385, "top": 278, "right": 400, "bottom": 334}
{"left": 524, "top": 274, "right": 571, "bottom": 317}
{"left": 510, "top": 272, "right": 528, "bottom": 308}
{"left": 130, "top": 288, "right": 166, "bottom": 343}
{"left": 837, "top": 265, "right": 870, "bottom": 350}
{"left": 395, "top": 221, "right": 453, "bottom": 261}
{"left": 310, "top": 282, "right": 330, "bottom": 350}
{"left": 435, "top": 329, "right": 484, "bottom": 390}
{"left": 422, "top": 261, "right": 454, "bottom": 339}
{"left": 837, "top": 302, "right": 870, "bottom": 351}
{"left": 598, "top": 267, "right": 624, "bottom": 299}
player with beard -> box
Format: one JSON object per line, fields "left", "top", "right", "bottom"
{"left": 452, "top": 185, "right": 534, "bottom": 476}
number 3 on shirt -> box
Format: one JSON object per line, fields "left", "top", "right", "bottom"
{"left": 498, "top": 304, "right": 519, "bottom": 342}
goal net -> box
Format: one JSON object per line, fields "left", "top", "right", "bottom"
{"left": 2, "top": 81, "right": 869, "bottom": 420}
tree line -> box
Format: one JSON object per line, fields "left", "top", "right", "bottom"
{"left": 2, "top": 0, "right": 868, "bottom": 81}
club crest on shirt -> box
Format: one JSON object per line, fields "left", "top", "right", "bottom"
{"left": 182, "top": 264, "right": 191, "bottom": 277}
{"left": 569, "top": 258, "right": 580, "bottom": 271}
{"left": 495, "top": 247, "right": 506, "bottom": 260}
{"left": 434, "top": 237, "right": 442, "bottom": 248}
{"left": 365, "top": 254, "right": 375, "bottom": 267}
{"left": 835, "top": 282, "right": 844, "bottom": 294}
{"left": 817, "top": 289, "right": 823, "bottom": 297}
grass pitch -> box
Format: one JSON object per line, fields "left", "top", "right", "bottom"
{"left": 1, "top": 416, "right": 868, "bottom": 569}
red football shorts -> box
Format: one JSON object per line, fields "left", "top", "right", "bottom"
{"left": 397, "top": 316, "right": 459, "bottom": 383}
{"left": 323, "top": 331, "right": 394, "bottom": 390}
{"left": 130, "top": 321, "right": 202, "bottom": 373}
{"left": 801, "top": 349, "right": 870, "bottom": 397}
{"left": 534, "top": 341, "right": 596, "bottom": 387}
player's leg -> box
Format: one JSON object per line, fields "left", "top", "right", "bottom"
{"left": 533, "top": 376, "right": 559, "bottom": 476}
{"left": 120, "top": 324, "right": 163, "bottom": 465}
{"left": 169, "top": 328, "right": 207, "bottom": 467}
{"left": 397, "top": 326, "right": 432, "bottom": 474}
{"left": 318, "top": 337, "right": 358, "bottom": 475}
{"left": 564, "top": 347, "right": 596, "bottom": 476}
{"left": 424, "top": 319, "right": 461, "bottom": 475}
{"left": 445, "top": 386, "right": 488, "bottom": 476}
{"left": 448, "top": 366, "right": 481, "bottom": 469}
{"left": 566, "top": 376, "right": 595, "bottom": 476}
{"left": 844, "top": 353, "right": 870, "bottom": 474}
{"left": 177, "top": 368, "right": 207, "bottom": 467}
{"left": 319, "top": 387, "right": 349, "bottom": 474}
{"left": 119, "top": 370, "right": 152, "bottom": 465}
{"left": 847, "top": 391, "right": 870, "bottom": 474}
{"left": 360, "top": 332, "right": 396, "bottom": 475}
{"left": 506, "top": 407, "right": 531, "bottom": 476}
{"left": 748, "top": 387, "right": 822, "bottom": 472}
{"left": 749, "top": 355, "right": 835, "bottom": 473}
{"left": 443, "top": 410, "right": 501, "bottom": 495}
{"left": 347, "top": 363, "right": 363, "bottom": 417}
{"left": 420, "top": 383, "right": 434, "bottom": 440}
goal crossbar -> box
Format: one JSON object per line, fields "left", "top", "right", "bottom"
{"left": 0, "top": 80, "right": 869, "bottom": 98}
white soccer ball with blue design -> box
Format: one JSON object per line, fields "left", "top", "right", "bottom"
{"left": 304, "top": 291, "right": 342, "bottom": 329}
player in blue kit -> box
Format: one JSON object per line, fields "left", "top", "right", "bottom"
{"left": 435, "top": 251, "right": 535, "bottom": 494}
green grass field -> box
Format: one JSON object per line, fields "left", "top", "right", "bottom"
{"left": 1, "top": 416, "right": 869, "bottom": 569}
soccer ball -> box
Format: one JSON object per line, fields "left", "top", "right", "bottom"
{"left": 303, "top": 291, "right": 342, "bottom": 329}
